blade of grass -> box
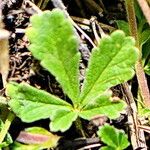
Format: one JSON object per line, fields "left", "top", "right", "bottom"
{"left": 0, "top": 112, "right": 15, "bottom": 144}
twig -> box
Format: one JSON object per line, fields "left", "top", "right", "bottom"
{"left": 15, "top": 28, "right": 26, "bottom": 34}
{"left": 121, "top": 83, "right": 147, "bottom": 150}
{"left": 137, "top": 0, "right": 150, "bottom": 26}
{"left": 90, "top": 17, "right": 100, "bottom": 45}
{"left": 90, "top": 16, "right": 106, "bottom": 44}
{"left": 51, "top": 0, "right": 96, "bottom": 48}
{"left": 138, "top": 125, "right": 150, "bottom": 134}
{"left": 57, "top": 137, "right": 100, "bottom": 149}
{"left": 71, "top": 16, "right": 115, "bottom": 32}
{"left": 136, "top": 61, "right": 150, "bottom": 106}
{"left": 97, "top": 0, "right": 107, "bottom": 13}
{"left": 77, "top": 143, "right": 101, "bottom": 150}
{"left": 22, "top": 0, "right": 42, "bottom": 15}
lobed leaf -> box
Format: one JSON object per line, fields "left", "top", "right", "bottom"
{"left": 97, "top": 124, "right": 129, "bottom": 150}
{"left": 79, "top": 91, "right": 126, "bottom": 120}
{"left": 100, "top": 146, "right": 116, "bottom": 150}
{"left": 79, "top": 30, "right": 138, "bottom": 106}
{"left": 6, "top": 82, "right": 72, "bottom": 123}
{"left": 139, "top": 29, "right": 150, "bottom": 46}
{"left": 26, "top": 9, "right": 80, "bottom": 104}
{"left": 116, "top": 20, "right": 129, "bottom": 36}
{"left": 7, "top": 10, "right": 139, "bottom": 133}
{"left": 50, "top": 110, "right": 78, "bottom": 132}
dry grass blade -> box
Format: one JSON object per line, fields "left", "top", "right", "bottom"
{"left": 138, "top": 125, "right": 150, "bottom": 134}
{"left": 121, "top": 83, "right": 147, "bottom": 150}
{"left": 137, "top": 0, "right": 150, "bottom": 26}
{"left": 0, "top": 1, "right": 10, "bottom": 87}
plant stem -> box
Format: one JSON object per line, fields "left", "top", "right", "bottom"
{"left": 75, "top": 118, "right": 86, "bottom": 137}
{"left": 125, "top": 0, "right": 140, "bottom": 47}
{"left": 125, "top": 0, "right": 150, "bottom": 107}
{"left": 0, "top": 112, "right": 15, "bottom": 143}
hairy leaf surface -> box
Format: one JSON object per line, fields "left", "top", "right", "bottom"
{"left": 7, "top": 10, "right": 139, "bottom": 132}
{"left": 26, "top": 9, "right": 80, "bottom": 104}
{"left": 79, "top": 91, "right": 126, "bottom": 119}
{"left": 79, "top": 31, "right": 138, "bottom": 106}
{"left": 50, "top": 110, "right": 78, "bottom": 132}
{"left": 7, "top": 83, "right": 72, "bottom": 124}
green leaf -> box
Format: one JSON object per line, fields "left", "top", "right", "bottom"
{"left": 79, "top": 30, "right": 138, "bottom": 106}
{"left": 80, "top": 91, "right": 126, "bottom": 120}
{"left": 116, "top": 20, "right": 129, "bottom": 36}
{"left": 139, "top": 29, "right": 150, "bottom": 46}
{"left": 7, "top": 82, "right": 76, "bottom": 131}
{"left": 11, "top": 142, "right": 39, "bottom": 150}
{"left": 16, "top": 127, "right": 60, "bottom": 149}
{"left": 50, "top": 110, "right": 78, "bottom": 132}
{"left": 100, "top": 146, "right": 116, "bottom": 150}
{"left": 97, "top": 124, "right": 129, "bottom": 150}
{"left": 26, "top": 9, "right": 80, "bottom": 104}
{"left": 142, "top": 38, "right": 150, "bottom": 63}
{"left": 8, "top": 10, "right": 139, "bottom": 133}
{"left": 138, "top": 100, "right": 150, "bottom": 117}
{"left": 7, "top": 82, "right": 77, "bottom": 132}
{"left": 0, "top": 120, "right": 13, "bottom": 148}
{"left": 134, "top": 0, "right": 145, "bottom": 23}
{"left": 144, "top": 60, "right": 150, "bottom": 76}
{"left": 139, "top": 107, "right": 150, "bottom": 117}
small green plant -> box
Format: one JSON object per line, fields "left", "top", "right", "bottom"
{"left": 0, "top": 105, "right": 13, "bottom": 148}
{"left": 97, "top": 124, "right": 129, "bottom": 150}
{"left": 0, "top": 120, "right": 12, "bottom": 148}
{"left": 6, "top": 9, "right": 138, "bottom": 132}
